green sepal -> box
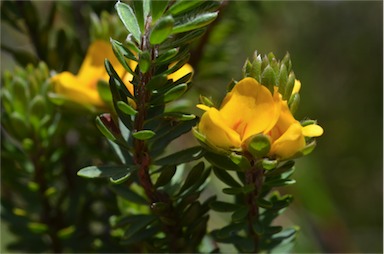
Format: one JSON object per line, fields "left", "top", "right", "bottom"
{"left": 154, "top": 165, "right": 176, "bottom": 187}
{"left": 278, "top": 64, "right": 288, "bottom": 96}
{"left": 132, "top": 130, "right": 156, "bottom": 140}
{"left": 210, "top": 201, "right": 239, "bottom": 213}
{"left": 284, "top": 72, "right": 296, "bottom": 100}
{"left": 199, "top": 95, "right": 215, "bottom": 107}
{"left": 172, "top": 12, "right": 218, "bottom": 34}
{"left": 288, "top": 93, "right": 300, "bottom": 115}
{"left": 245, "top": 134, "right": 271, "bottom": 158}
{"left": 242, "top": 59, "right": 252, "bottom": 78}
{"left": 261, "top": 65, "right": 276, "bottom": 94}
{"left": 300, "top": 140, "right": 317, "bottom": 156}
{"left": 261, "top": 158, "right": 278, "bottom": 171}
{"left": 251, "top": 54, "right": 262, "bottom": 80}
{"left": 77, "top": 165, "right": 134, "bottom": 179}
{"left": 117, "top": 101, "right": 137, "bottom": 116}
{"left": 138, "top": 50, "right": 151, "bottom": 74}
{"left": 115, "top": 1, "right": 141, "bottom": 43}
{"left": 150, "top": 15, "right": 174, "bottom": 45}
{"left": 229, "top": 153, "right": 252, "bottom": 170}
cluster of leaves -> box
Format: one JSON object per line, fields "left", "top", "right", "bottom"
{"left": 204, "top": 151, "right": 298, "bottom": 253}
{"left": 78, "top": 0, "right": 222, "bottom": 252}
{"left": 0, "top": 62, "right": 126, "bottom": 252}
{"left": 243, "top": 51, "right": 299, "bottom": 114}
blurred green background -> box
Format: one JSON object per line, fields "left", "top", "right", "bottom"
{"left": 1, "top": 1, "right": 382, "bottom": 253}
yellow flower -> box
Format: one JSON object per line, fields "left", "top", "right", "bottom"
{"left": 51, "top": 40, "right": 193, "bottom": 108}
{"left": 51, "top": 40, "right": 126, "bottom": 107}
{"left": 196, "top": 77, "right": 323, "bottom": 159}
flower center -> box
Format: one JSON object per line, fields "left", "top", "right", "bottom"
{"left": 232, "top": 120, "right": 248, "bottom": 140}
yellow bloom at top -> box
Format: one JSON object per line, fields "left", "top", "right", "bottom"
{"left": 51, "top": 40, "right": 193, "bottom": 108}
{"left": 196, "top": 77, "right": 323, "bottom": 159}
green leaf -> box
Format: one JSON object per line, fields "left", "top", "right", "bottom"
{"left": 96, "top": 116, "right": 116, "bottom": 141}
{"left": 132, "top": 1, "right": 144, "bottom": 32}
{"left": 212, "top": 223, "right": 244, "bottom": 240}
{"left": 58, "top": 226, "right": 75, "bottom": 239}
{"left": 232, "top": 206, "right": 249, "bottom": 223}
{"left": 210, "top": 201, "right": 239, "bottom": 213}
{"left": 117, "top": 101, "right": 137, "bottom": 116}
{"left": 146, "top": 74, "right": 168, "bottom": 90}
{"left": 257, "top": 198, "right": 273, "bottom": 209}
{"left": 155, "top": 165, "right": 176, "bottom": 187}
{"left": 97, "top": 80, "right": 113, "bottom": 103}
{"left": 181, "top": 201, "right": 201, "bottom": 225}
{"left": 204, "top": 152, "right": 241, "bottom": 171}
{"left": 154, "top": 146, "right": 204, "bottom": 165}
{"left": 178, "top": 161, "right": 204, "bottom": 194}
{"left": 265, "top": 178, "right": 296, "bottom": 187}
{"left": 265, "top": 160, "right": 295, "bottom": 177}
{"left": 172, "top": 12, "right": 218, "bottom": 34}
{"left": 115, "top": 1, "right": 141, "bottom": 43}
{"left": 151, "top": 0, "right": 169, "bottom": 22}
{"left": 163, "top": 83, "right": 188, "bottom": 102}
{"left": 110, "top": 170, "right": 131, "bottom": 184}
{"left": 123, "top": 215, "right": 157, "bottom": 238}
{"left": 77, "top": 165, "right": 133, "bottom": 179}
{"left": 223, "top": 185, "right": 254, "bottom": 195}
{"left": 132, "top": 130, "right": 156, "bottom": 140}
{"left": 120, "top": 225, "right": 159, "bottom": 245}
{"left": 213, "top": 167, "right": 241, "bottom": 187}
{"left": 150, "top": 15, "right": 174, "bottom": 45}
{"left": 28, "top": 222, "right": 48, "bottom": 234}
{"left": 138, "top": 51, "right": 151, "bottom": 74}
{"left": 109, "top": 185, "right": 148, "bottom": 205}
{"left": 156, "top": 48, "right": 179, "bottom": 65}
{"left": 163, "top": 29, "right": 206, "bottom": 48}
{"left": 167, "top": 0, "right": 205, "bottom": 15}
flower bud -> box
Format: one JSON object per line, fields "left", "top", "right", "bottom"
{"left": 244, "top": 134, "right": 271, "bottom": 158}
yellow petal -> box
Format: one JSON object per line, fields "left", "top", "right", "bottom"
{"left": 168, "top": 63, "right": 193, "bottom": 81}
{"left": 270, "top": 122, "right": 305, "bottom": 159}
{"left": 302, "top": 124, "right": 323, "bottom": 137}
{"left": 77, "top": 40, "right": 126, "bottom": 88}
{"left": 51, "top": 72, "right": 104, "bottom": 107}
{"left": 292, "top": 79, "right": 301, "bottom": 95}
{"left": 199, "top": 107, "right": 241, "bottom": 149}
{"left": 219, "top": 77, "right": 281, "bottom": 141}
